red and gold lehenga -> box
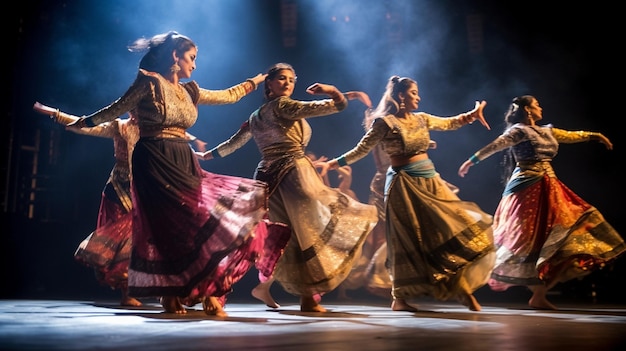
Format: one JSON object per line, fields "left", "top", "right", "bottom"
{"left": 52, "top": 114, "right": 137, "bottom": 293}
{"left": 469, "top": 124, "right": 625, "bottom": 291}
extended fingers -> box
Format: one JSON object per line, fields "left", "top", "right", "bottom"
{"left": 475, "top": 101, "right": 490, "bottom": 130}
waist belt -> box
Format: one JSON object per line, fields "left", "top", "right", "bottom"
{"left": 140, "top": 126, "right": 187, "bottom": 139}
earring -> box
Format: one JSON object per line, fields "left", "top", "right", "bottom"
{"left": 170, "top": 62, "right": 181, "bottom": 73}
{"left": 399, "top": 98, "right": 405, "bottom": 110}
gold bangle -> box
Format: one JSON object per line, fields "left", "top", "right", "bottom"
{"left": 245, "top": 79, "right": 257, "bottom": 91}
{"left": 464, "top": 113, "right": 474, "bottom": 124}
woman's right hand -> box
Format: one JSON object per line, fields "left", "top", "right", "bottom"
{"left": 249, "top": 73, "right": 267, "bottom": 87}
{"left": 595, "top": 133, "right": 613, "bottom": 150}
{"left": 317, "top": 161, "right": 332, "bottom": 178}
{"left": 195, "top": 151, "right": 214, "bottom": 161}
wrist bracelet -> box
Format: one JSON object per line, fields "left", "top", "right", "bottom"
{"left": 245, "top": 79, "right": 257, "bottom": 91}
{"left": 329, "top": 91, "right": 344, "bottom": 101}
{"left": 337, "top": 156, "right": 348, "bottom": 167}
{"left": 84, "top": 118, "right": 96, "bottom": 127}
{"left": 469, "top": 154, "right": 480, "bottom": 164}
{"left": 464, "top": 113, "right": 474, "bottom": 124}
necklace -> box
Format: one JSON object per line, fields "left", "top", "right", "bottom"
{"left": 173, "top": 83, "right": 186, "bottom": 100}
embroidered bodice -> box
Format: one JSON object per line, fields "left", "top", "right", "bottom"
{"left": 210, "top": 95, "right": 347, "bottom": 170}
{"left": 83, "top": 69, "right": 253, "bottom": 131}
{"left": 339, "top": 112, "right": 467, "bottom": 165}
{"left": 474, "top": 123, "right": 597, "bottom": 163}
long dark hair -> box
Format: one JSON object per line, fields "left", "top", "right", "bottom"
{"left": 500, "top": 95, "right": 536, "bottom": 185}
{"left": 128, "top": 31, "right": 196, "bottom": 75}
{"left": 364, "top": 75, "right": 416, "bottom": 129}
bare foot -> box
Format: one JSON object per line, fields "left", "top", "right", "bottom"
{"left": 203, "top": 296, "right": 228, "bottom": 317}
{"left": 160, "top": 296, "right": 187, "bottom": 314}
{"left": 529, "top": 296, "right": 558, "bottom": 310}
{"left": 120, "top": 296, "right": 142, "bottom": 307}
{"left": 457, "top": 293, "right": 481, "bottom": 311}
{"left": 391, "top": 298, "right": 418, "bottom": 312}
{"left": 528, "top": 285, "right": 558, "bottom": 310}
{"left": 300, "top": 296, "right": 327, "bottom": 312}
{"left": 252, "top": 284, "right": 280, "bottom": 308}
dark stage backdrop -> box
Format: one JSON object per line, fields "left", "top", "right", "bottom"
{"left": 4, "top": 0, "right": 623, "bottom": 305}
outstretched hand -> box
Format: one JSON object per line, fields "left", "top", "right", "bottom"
{"left": 471, "top": 100, "right": 490, "bottom": 130}
{"left": 596, "top": 134, "right": 613, "bottom": 150}
{"left": 344, "top": 91, "right": 372, "bottom": 108}
{"left": 33, "top": 101, "right": 56, "bottom": 116}
{"left": 305, "top": 83, "right": 338, "bottom": 96}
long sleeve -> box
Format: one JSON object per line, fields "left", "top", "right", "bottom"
{"left": 209, "top": 120, "right": 253, "bottom": 158}
{"left": 274, "top": 96, "right": 347, "bottom": 121}
{"left": 55, "top": 112, "right": 117, "bottom": 139}
{"left": 472, "top": 128, "right": 525, "bottom": 162}
{"left": 248, "top": 96, "right": 348, "bottom": 163}
{"left": 472, "top": 124, "right": 570, "bottom": 163}
{"left": 338, "top": 118, "right": 389, "bottom": 166}
{"left": 472, "top": 136, "right": 517, "bottom": 162}
{"left": 189, "top": 80, "right": 256, "bottom": 106}
{"left": 84, "top": 75, "right": 152, "bottom": 126}
{"left": 424, "top": 112, "right": 470, "bottom": 131}
{"left": 551, "top": 127, "right": 598, "bottom": 143}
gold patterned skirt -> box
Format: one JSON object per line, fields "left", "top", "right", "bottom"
{"left": 386, "top": 170, "right": 495, "bottom": 301}
{"left": 269, "top": 157, "right": 378, "bottom": 297}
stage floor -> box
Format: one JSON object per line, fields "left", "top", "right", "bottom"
{"left": 0, "top": 299, "right": 625, "bottom": 351}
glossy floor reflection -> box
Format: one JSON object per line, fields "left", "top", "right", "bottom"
{"left": 0, "top": 299, "right": 624, "bottom": 351}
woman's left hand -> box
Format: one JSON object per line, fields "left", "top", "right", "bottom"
{"left": 470, "top": 100, "right": 490, "bottom": 130}
{"left": 344, "top": 91, "right": 372, "bottom": 108}
{"left": 33, "top": 102, "right": 56, "bottom": 116}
